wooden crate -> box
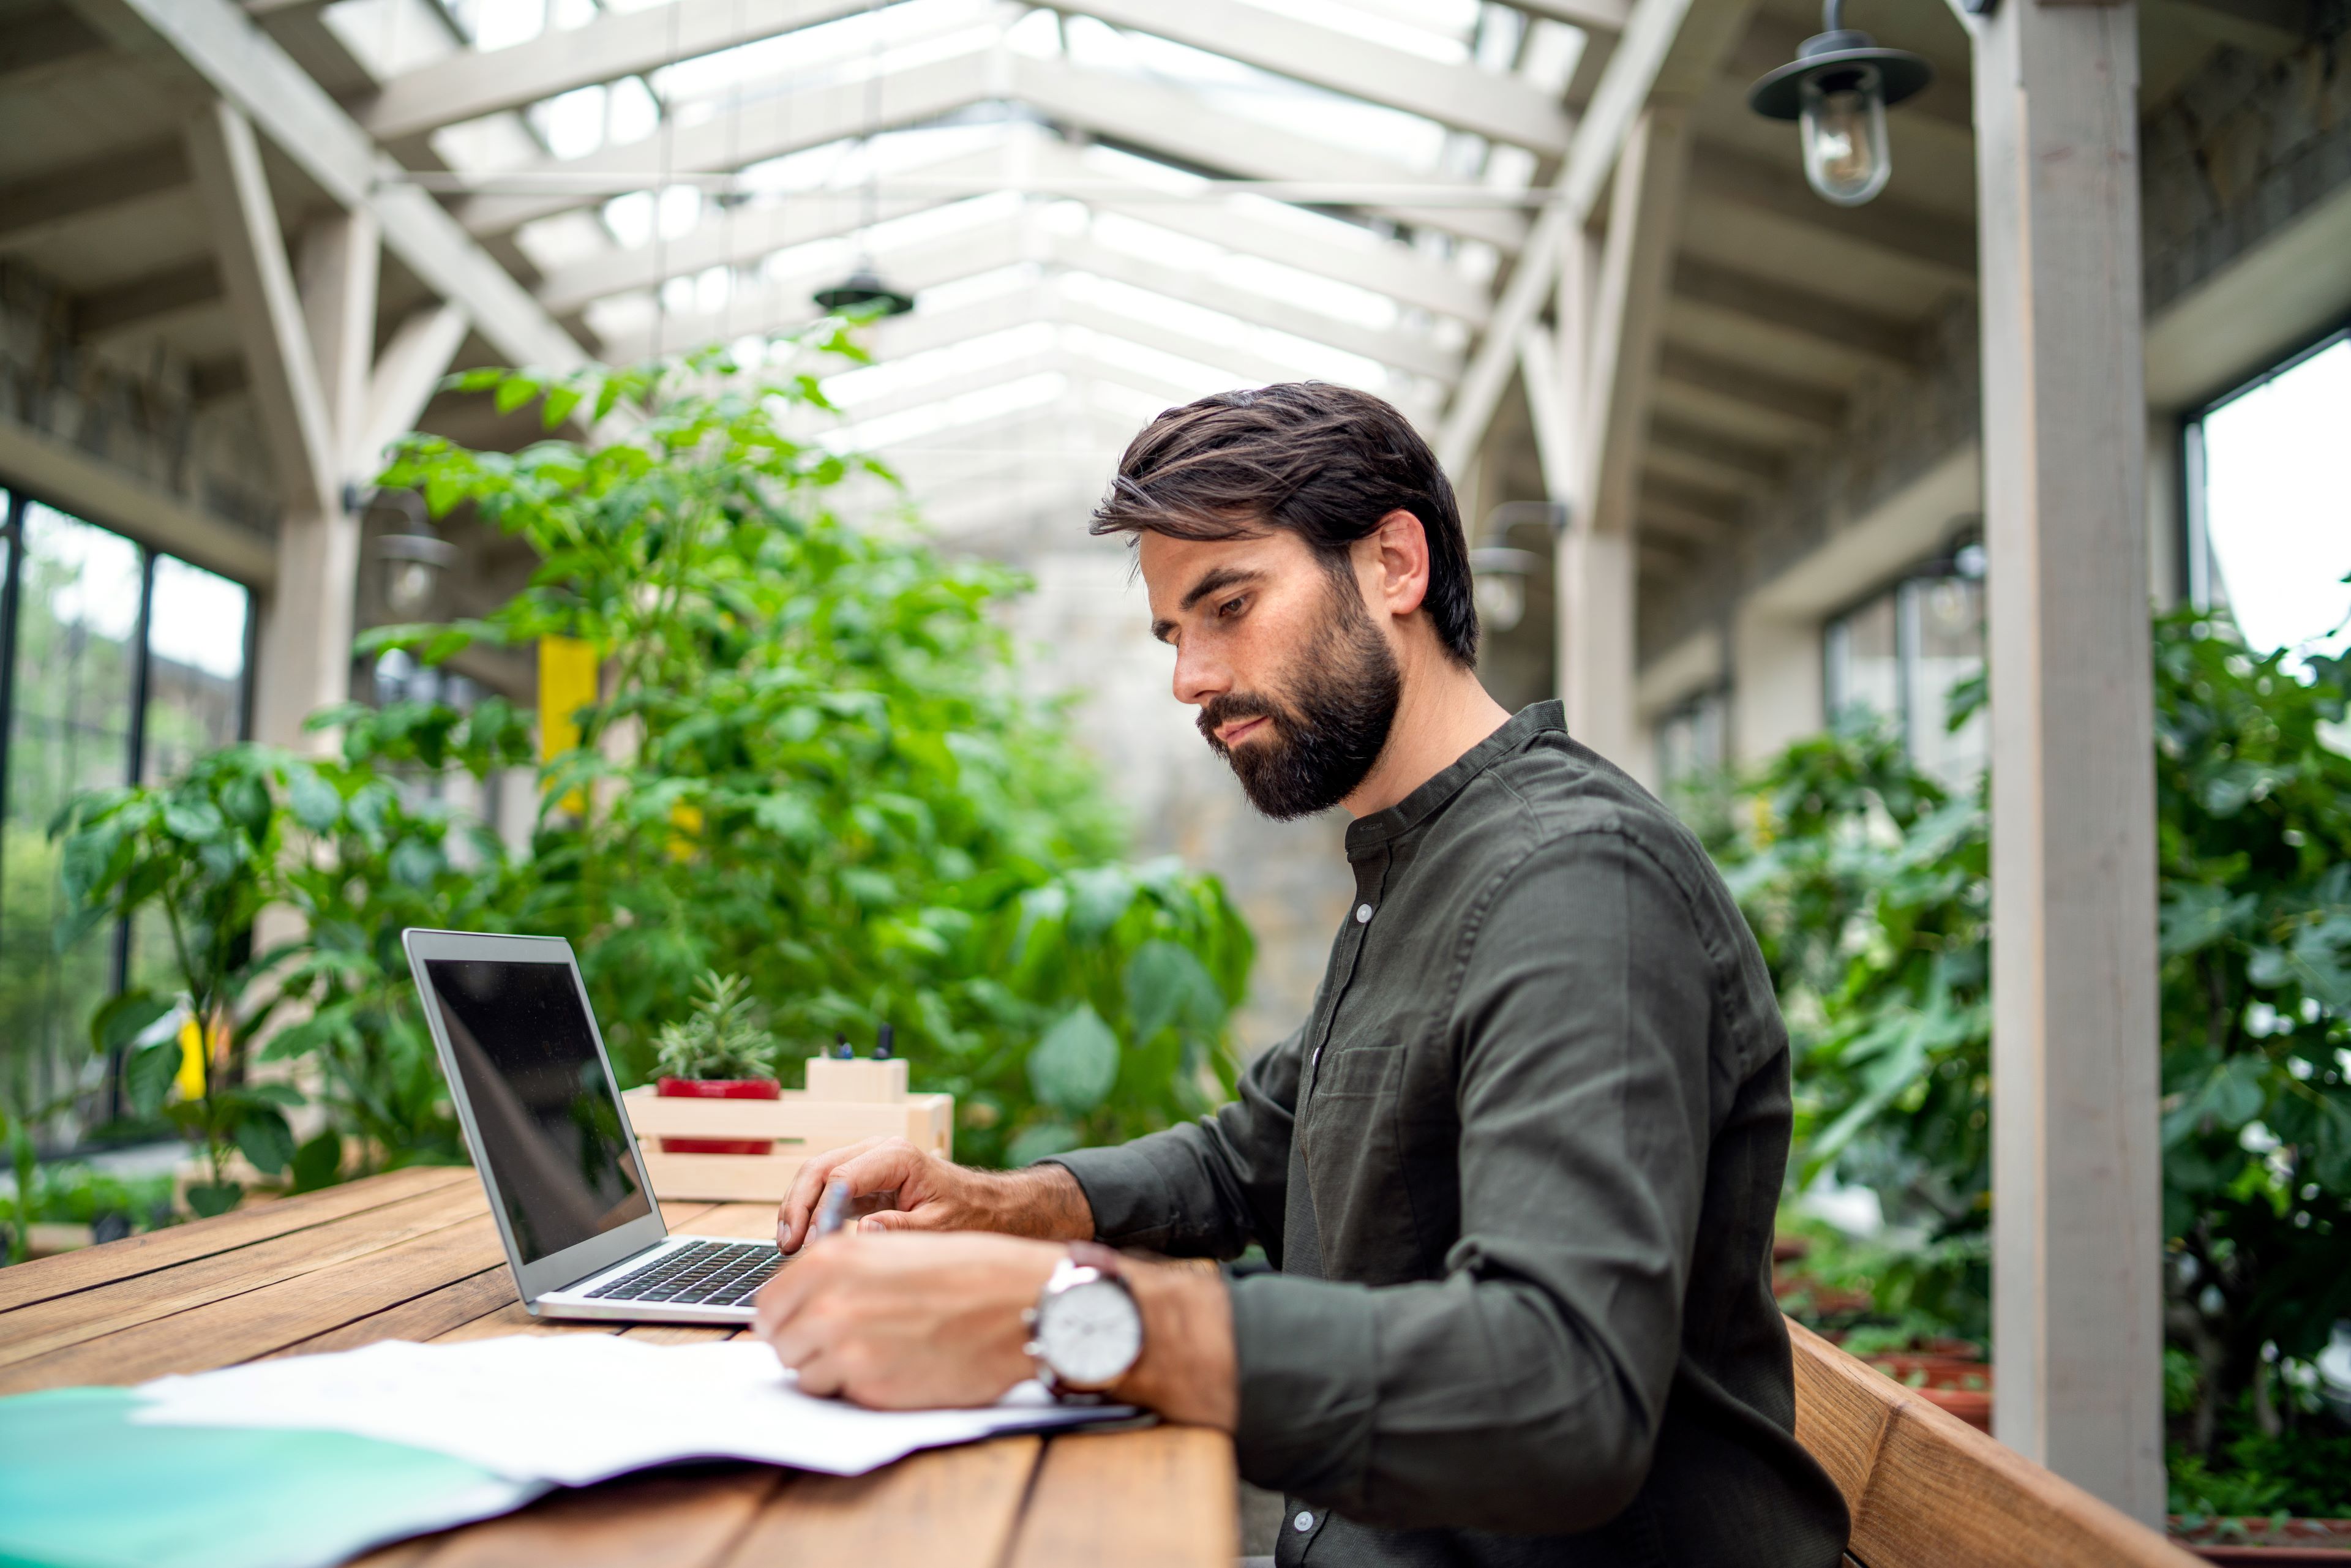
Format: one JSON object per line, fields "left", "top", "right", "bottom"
{"left": 623, "top": 1057, "right": 952, "bottom": 1202}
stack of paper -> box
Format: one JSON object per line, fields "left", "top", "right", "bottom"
{"left": 132, "top": 1333, "right": 1128, "bottom": 1485}
{"left": 0, "top": 1335, "right": 1134, "bottom": 1568}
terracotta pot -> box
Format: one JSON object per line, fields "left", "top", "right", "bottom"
{"left": 653, "top": 1076, "right": 781, "bottom": 1155}
{"left": 2170, "top": 1517, "right": 2351, "bottom": 1562}
{"left": 1864, "top": 1353, "right": 1994, "bottom": 1433}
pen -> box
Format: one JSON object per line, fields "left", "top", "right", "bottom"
{"left": 812, "top": 1177, "right": 852, "bottom": 1240}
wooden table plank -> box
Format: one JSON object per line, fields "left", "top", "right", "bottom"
{"left": 0, "top": 1183, "right": 489, "bottom": 1375}
{"left": 397, "top": 1468, "right": 782, "bottom": 1568}
{"left": 718, "top": 1436, "right": 1044, "bottom": 1568}
{"left": 0, "top": 1172, "right": 1229, "bottom": 1568}
{"left": 269, "top": 1201, "right": 737, "bottom": 1358}
{"left": 1005, "top": 1427, "right": 1235, "bottom": 1568}
{"left": 0, "top": 1212, "right": 511, "bottom": 1392}
{"left": 0, "top": 1166, "right": 471, "bottom": 1314}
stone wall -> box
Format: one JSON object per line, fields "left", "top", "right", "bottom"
{"left": 0, "top": 260, "right": 277, "bottom": 544}
{"left": 1637, "top": 25, "right": 2351, "bottom": 675}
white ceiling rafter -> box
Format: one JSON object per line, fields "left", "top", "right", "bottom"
{"left": 1434, "top": 0, "right": 1753, "bottom": 472}
{"left": 456, "top": 43, "right": 1000, "bottom": 237}
{"left": 533, "top": 129, "right": 1493, "bottom": 325}
{"left": 66, "top": 0, "right": 585, "bottom": 372}
{"left": 594, "top": 216, "right": 1463, "bottom": 380}
{"left": 1036, "top": 0, "right": 1571, "bottom": 154}
{"left": 812, "top": 345, "right": 1202, "bottom": 434}
{"left": 362, "top": 0, "right": 879, "bottom": 143}
{"left": 443, "top": 43, "right": 1529, "bottom": 253}
{"left": 837, "top": 285, "right": 1436, "bottom": 418}
{"left": 362, "top": 0, "right": 1572, "bottom": 154}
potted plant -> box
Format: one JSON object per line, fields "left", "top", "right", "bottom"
{"left": 651, "top": 972, "right": 781, "bottom": 1155}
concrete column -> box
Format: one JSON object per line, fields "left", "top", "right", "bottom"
{"left": 1559, "top": 527, "right": 1638, "bottom": 762}
{"left": 1970, "top": 1, "right": 2165, "bottom": 1521}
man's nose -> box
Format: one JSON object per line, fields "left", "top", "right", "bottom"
{"left": 1171, "top": 640, "right": 1229, "bottom": 709}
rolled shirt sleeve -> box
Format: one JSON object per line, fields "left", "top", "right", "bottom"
{"left": 1044, "top": 1024, "right": 1303, "bottom": 1264}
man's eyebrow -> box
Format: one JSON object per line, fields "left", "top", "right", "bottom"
{"left": 1150, "top": 566, "right": 1264, "bottom": 643}
{"left": 1180, "top": 566, "right": 1262, "bottom": 612}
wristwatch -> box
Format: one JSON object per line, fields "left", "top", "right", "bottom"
{"left": 1024, "top": 1241, "right": 1143, "bottom": 1397}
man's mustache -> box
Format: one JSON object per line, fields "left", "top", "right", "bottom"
{"left": 1197, "top": 694, "right": 1281, "bottom": 752}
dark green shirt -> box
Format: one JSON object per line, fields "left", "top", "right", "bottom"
{"left": 1050, "top": 702, "right": 1850, "bottom": 1567}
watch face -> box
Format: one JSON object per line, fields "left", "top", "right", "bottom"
{"left": 1038, "top": 1278, "right": 1143, "bottom": 1389}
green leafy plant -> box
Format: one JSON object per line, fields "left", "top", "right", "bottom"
{"left": 260, "top": 698, "right": 536, "bottom": 1182}
{"left": 654, "top": 972, "right": 779, "bottom": 1082}
{"left": 0, "top": 1162, "right": 178, "bottom": 1248}
{"left": 356, "top": 329, "right": 1253, "bottom": 1167}
{"left": 51, "top": 747, "right": 302, "bottom": 1215}
{"left": 1704, "top": 607, "right": 2351, "bottom": 1487}
{"left": 1701, "top": 717, "right": 1992, "bottom": 1343}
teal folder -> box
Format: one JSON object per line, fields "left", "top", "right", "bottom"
{"left": 0, "top": 1387, "right": 546, "bottom": 1568}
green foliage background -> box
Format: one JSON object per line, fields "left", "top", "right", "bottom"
{"left": 34, "top": 331, "right": 1251, "bottom": 1228}
{"left": 1704, "top": 607, "right": 2351, "bottom": 1501}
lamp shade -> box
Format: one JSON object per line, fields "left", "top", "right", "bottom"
{"left": 811, "top": 267, "right": 914, "bottom": 318}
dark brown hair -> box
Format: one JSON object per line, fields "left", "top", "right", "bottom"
{"left": 1088, "top": 383, "right": 1477, "bottom": 666}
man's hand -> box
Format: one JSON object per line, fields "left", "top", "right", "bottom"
{"left": 756, "top": 1231, "right": 1058, "bottom": 1408}
{"left": 754, "top": 1230, "right": 1239, "bottom": 1430}
{"left": 773, "top": 1136, "right": 1093, "bottom": 1253}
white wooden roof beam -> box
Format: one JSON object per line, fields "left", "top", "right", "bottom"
{"left": 182, "top": 100, "right": 340, "bottom": 518}
{"left": 460, "top": 47, "right": 1529, "bottom": 253}
{"left": 367, "top": 0, "right": 1572, "bottom": 154}
{"left": 1013, "top": 53, "right": 1529, "bottom": 253}
{"left": 66, "top": 0, "right": 585, "bottom": 372}
{"left": 1507, "top": 0, "right": 1633, "bottom": 29}
{"left": 1046, "top": 0, "right": 1570, "bottom": 154}
{"left": 535, "top": 130, "right": 1494, "bottom": 326}
{"left": 456, "top": 45, "right": 999, "bottom": 237}
{"left": 598, "top": 216, "right": 1460, "bottom": 381}
{"left": 1434, "top": 0, "right": 1753, "bottom": 473}
{"left": 362, "top": 0, "right": 874, "bottom": 142}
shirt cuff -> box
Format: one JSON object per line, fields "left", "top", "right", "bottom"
{"left": 1228, "top": 1272, "right": 1378, "bottom": 1506}
{"left": 1038, "top": 1143, "right": 1186, "bottom": 1250}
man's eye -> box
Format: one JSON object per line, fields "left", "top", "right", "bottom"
{"left": 1218, "top": 596, "right": 1247, "bottom": 619}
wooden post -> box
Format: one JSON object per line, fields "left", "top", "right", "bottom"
{"left": 1968, "top": 1, "right": 2165, "bottom": 1522}
{"left": 188, "top": 102, "right": 375, "bottom": 752}
{"left": 1554, "top": 106, "right": 1687, "bottom": 766}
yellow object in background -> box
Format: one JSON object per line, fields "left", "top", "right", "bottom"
{"left": 174, "top": 1015, "right": 218, "bottom": 1100}
{"left": 539, "top": 636, "right": 599, "bottom": 814}
{"left": 667, "top": 803, "right": 703, "bottom": 862}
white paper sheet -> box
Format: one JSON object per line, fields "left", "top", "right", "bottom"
{"left": 131, "top": 1335, "right": 1130, "bottom": 1486}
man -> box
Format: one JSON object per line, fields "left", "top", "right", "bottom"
{"left": 757, "top": 383, "right": 1851, "bottom": 1566}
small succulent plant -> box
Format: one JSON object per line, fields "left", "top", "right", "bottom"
{"left": 652, "top": 971, "right": 779, "bottom": 1082}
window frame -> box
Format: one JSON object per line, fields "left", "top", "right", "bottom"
{"left": 2181, "top": 318, "right": 2351, "bottom": 615}
{"left": 0, "top": 476, "right": 263, "bottom": 1147}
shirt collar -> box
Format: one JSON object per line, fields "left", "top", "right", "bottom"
{"left": 1343, "top": 700, "right": 1564, "bottom": 859}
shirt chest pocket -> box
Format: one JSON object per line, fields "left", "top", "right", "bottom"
{"left": 1302, "top": 1045, "right": 1428, "bottom": 1283}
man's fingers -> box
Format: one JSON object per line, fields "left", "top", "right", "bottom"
{"left": 752, "top": 1243, "right": 827, "bottom": 1338}
{"left": 777, "top": 1138, "right": 890, "bottom": 1250}
{"left": 857, "top": 1207, "right": 937, "bottom": 1233}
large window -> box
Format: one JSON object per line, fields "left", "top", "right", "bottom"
{"left": 1823, "top": 542, "right": 1987, "bottom": 790}
{"left": 0, "top": 489, "right": 253, "bottom": 1147}
{"left": 2188, "top": 329, "right": 2351, "bottom": 664}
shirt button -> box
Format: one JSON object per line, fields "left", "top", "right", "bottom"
{"left": 1294, "top": 1510, "right": 1315, "bottom": 1532}
{"left": 1354, "top": 904, "right": 1373, "bottom": 924}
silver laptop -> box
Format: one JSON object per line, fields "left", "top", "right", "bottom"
{"left": 403, "top": 928, "right": 779, "bottom": 1324}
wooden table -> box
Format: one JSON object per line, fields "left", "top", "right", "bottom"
{"left": 0, "top": 1166, "right": 1237, "bottom": 1567}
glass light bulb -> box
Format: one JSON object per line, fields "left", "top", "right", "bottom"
{"left": 386, "top": 558, "right": 438, "bottom": 618}
{"left": 1798, "top": 67, "right": 1892, "bottom": 207}
{"left": 1473, "top": 571, "right": 1526, "bottom": 633}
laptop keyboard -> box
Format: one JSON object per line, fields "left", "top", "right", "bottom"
{"left": 585, "top": 1240, "right": 783, "bottom": 1307}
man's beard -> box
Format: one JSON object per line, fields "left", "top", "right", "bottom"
{"left": 1198, "top": 574, "right": 1402, "bottom": 820}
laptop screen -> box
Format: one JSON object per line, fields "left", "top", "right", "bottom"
{"left": 418, "top": 957, "right": 653, "bottom": 1264}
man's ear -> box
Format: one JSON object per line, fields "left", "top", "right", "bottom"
{"left": 1355, "top": 508, "right": 1430, "bottom": 622}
